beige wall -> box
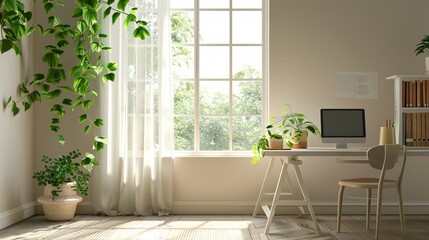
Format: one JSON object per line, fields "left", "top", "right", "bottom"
{"left": 0, "top": 0, "right": 35, "bottom": 228}
{"left": 30, "top": 0, "right": 429, "bottom": 215}
{"left": 171, "top": 0, "right": 429, "bottom": 214}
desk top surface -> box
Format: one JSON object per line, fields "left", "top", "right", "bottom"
{"left": 263, "top": 147, "right": 429, "bottom": 157}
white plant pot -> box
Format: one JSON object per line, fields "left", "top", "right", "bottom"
{"left": 37, "top": 182, "right": 82, "bottom": 221}
{"left": 425, "top": 57, "right": 429, "bottom": 73}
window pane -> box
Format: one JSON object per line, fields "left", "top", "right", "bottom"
{"left": 170, "top": 0, "right": 194, "bottom": 9}
{"left": 233, "top": 0, "right": 262, "bottom": 9}
{"left": 200, "top": 46, "right": 229, "bottom": 79}
{"left": 232, "top": 81, "right": 262, "bottom": 114}
{"left": 232, "top": 116, "right": 262, "bottom": 150}
{"left": 233, "top": 46, "right": 262, "bottom": 78}
{"left": 200, "top": 11, "right": 229, "bottom": 44}
{"left": 200, "top": 0, "right": 229, "bottom": 9}
{"left": 172, "top": 46, "right": 194, "bottom": 79}
{"left": 200, "top": 116, "right": 229, "bottom": 150}
{"left": 175, "top": 116, "right": 194, "bottom": 150}
{"left": 232, "top": 11, "right": 262, "bottom": 44}
{"left": 171, "top": 11, "right": 194, "bottom": 44}
{"left": 174, "top": 81, "right": 194, "bottom": 114}
{"left": 200, "top": 81, "right": 229, "bottom": 114}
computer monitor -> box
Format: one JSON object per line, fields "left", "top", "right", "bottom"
{"left": 320, "top": 109, "right": 366, "bottom": 149}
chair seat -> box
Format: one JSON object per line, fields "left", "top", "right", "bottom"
{"left": 339, "top": 178, "right": 398, "bottom": 188}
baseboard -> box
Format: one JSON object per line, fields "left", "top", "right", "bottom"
{"left": 0, "top": 202, "right": 35, "bottom": 230}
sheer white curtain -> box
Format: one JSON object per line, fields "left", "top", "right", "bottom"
{"left": 93, "top": 0, "right": 174, "bottom": 216}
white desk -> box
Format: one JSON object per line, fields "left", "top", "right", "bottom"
{"left": 252, "top": 147, "right": 428, "bottom": 235}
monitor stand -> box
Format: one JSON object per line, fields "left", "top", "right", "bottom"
{"left": 336, "top": 143, "right": 348, "bottom": 149}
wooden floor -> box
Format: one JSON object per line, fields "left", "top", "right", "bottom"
{"left": 1, "top": 214, "right": 428, "bottom": 239}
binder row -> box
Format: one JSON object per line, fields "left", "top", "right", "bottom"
{"left": 402, "top": 80, "right": 429, "bottom": 107}
{"left": 403, "top": 112, "right": 429, "bottom": 147}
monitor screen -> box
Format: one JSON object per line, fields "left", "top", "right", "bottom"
{"left": 320, "top": 109, "right": 366, "bottom": 148}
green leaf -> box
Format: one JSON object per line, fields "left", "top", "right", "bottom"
{"left": 103, "top": 7, "right": 112, "bottom": 19}
{"left": 82, "top": 100, "right": 95, "bottom": 109}
{"left": 112, "top": 12, "right": 120, "bottom": 25}
{"left": 5, "top": 97, "right": 12, "bottom": 107}
{"left": 42, "top": 52, "right": 59, "bottom": 67}
{"left": 51, "top": 118, "right": 60, "bottom": 124}
{"left": 33, "top": 73, "right": 45, "bottom": 81}
{"left": 72, "top": 99, "right": 82, "bottom": 110}
{"left": 102, "top": 73, "right": 115, "bottom": 83}
{"left": 51, "top": 104, "right": 65, "bottom": 117}
{"left": 84, "top": 125, "right": 91, "bottom": 134}
{"left": 72, "top": 8, "right": 83, "bottom": 18}
{"left": 11, "top": 102, "right": 20, "bottom": 116}
{"left": 95, "top": 136, "right": 109, "bottom": 144}
{"left": 117, "top": 0, "right": 130, "bottom": 11}
{"left": 79, "top": 114, "right": 88, "bottom": 123}
{"left": 77, "top": 20, "right": 87, "bottom": 34}
{"left": 19, "top": 83, "right": 29, "bottom": 94}
{"left": 50, "top": 125, "right": 60, "bottom": 132}
{"left": 48, "top": 89, "right": 62, "bottom": 99}
{"left": 93, "top": 118, "right": 104, "bottom": 127}
{"left": 124, "top": 13, "right": 136, "bottom": 28}
{"left": 44, "top": 2, "right": 55, "bottom": 13}
{"left": 62, "top": 99, "right": 72, "bottom": 105}
{"left": 57, "top": 135, "right": 65, "bottom": 145}
{"left": 107, "top": 0, "right": 115, "bottom": 4}
{"left": 0, "top": 39, "right": 13, "bottom": 54}
{"left": 107, "top": 62, "right": 118, "bottom": 71}
{"left": 23, "top": 102, "right": 31, "bottom": 111}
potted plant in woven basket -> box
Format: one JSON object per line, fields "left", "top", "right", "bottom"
{"left": 33, "top": 150, "right": 98, "bottom": 221}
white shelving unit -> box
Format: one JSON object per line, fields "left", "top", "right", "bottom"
{"left": 387, "top": 75, "right": 429, "bottom": 147}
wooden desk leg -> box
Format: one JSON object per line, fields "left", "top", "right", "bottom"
{"left": 252, "top": 157, "right": 275, "bottom": 218}
{"left": 264, "top": 160, "right": 289, "bottom": 234}
{"left": 292, "top": 164, "right": 322, "bottom": 234}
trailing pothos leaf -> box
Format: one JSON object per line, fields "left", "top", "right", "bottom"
{"left": 1, "top": 0, "right": 150, "bottom": 153}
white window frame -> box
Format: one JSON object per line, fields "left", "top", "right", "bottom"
{"left": 172, "top": 0, "right": 269, "bottom": 156}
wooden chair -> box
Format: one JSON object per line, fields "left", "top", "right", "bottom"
{"left": 337, "top": 144, "right": 407, "bottom": 240}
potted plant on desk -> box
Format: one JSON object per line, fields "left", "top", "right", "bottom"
{"left": 277, "top": 104, "right": 321, "bottom": 148}
{"left": 33, "top": 150, "right": 98, "bottom": 221}
{"left": 251, "top": 125, "right": 284, "bottom": 164}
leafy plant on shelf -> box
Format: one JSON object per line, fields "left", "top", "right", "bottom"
{"left": 415, "top": 35, "right": 429, "bottom": 55}
{"left": 251, "top": 123, "right": 283, "bottom": 164}
{"left": 1, "top": 0, "right": 149, "bottom": 153}
{"left": 32, "top": 150, "right": 98, "bottom": 200}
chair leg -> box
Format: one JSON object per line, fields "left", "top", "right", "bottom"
{"left": 397, "top": 186, "right": 405, "bottom": 235}
{"left": 337, "top": 185, "right": 345, "bottom": 233}
{"left": 366, "top": 188, "right": 371, "bottom": 230}
{"left": 375, "top": 186, "right": 383, "bottom": 240}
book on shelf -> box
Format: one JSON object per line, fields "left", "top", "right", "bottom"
{"left": 403, "top": 79, "right": 429, "bottom": 108}
{"left": 403, "top": 112, "right": 429, "bottom": 147}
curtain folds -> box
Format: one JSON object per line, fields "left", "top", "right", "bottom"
{"left": 93, "top": 0, "right": 173, "bottom": 216}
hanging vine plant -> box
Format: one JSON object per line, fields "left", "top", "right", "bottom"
{"left": 1, "top": 0, "right": 149, "bottom": 154}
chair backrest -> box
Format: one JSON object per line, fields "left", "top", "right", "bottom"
{"left": 367, "top": 144, "right": 407, "bottom": 184}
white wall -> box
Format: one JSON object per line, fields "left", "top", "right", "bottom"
{"left": 0, "top": 0, "right": 35, "bottom": 229}
{"left": 30, "top": 0, "right": 429, "bottom": 215}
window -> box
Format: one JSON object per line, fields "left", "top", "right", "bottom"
{"left": 172, "top": 0, "right": 268, "bottom": 154}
